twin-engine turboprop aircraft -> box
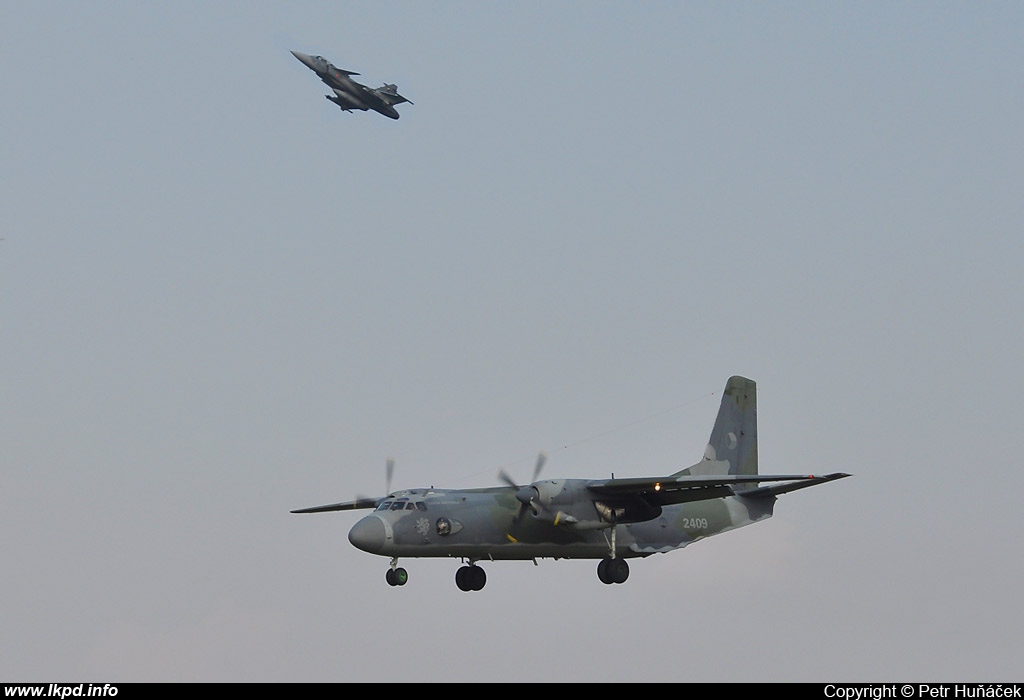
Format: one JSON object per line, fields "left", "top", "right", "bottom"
{"left": 291, "top": 376, "right": 849, "bottom": 591}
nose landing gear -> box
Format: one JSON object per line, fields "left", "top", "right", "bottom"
{"left": 385, "top": 558, "right": 408, "bottom": 586}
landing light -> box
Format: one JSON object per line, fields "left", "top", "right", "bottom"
{"left": 654, "top": 482, "right": 661, "bottom": 491}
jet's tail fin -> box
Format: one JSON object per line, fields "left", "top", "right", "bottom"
{"left": 673, "top": 376, "right": 758, "bottom": 484}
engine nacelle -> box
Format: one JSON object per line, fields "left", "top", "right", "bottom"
{"left": 527, "top": 480, "right": 594, "bottom": 528}
{"left": 531, "top": 479, "right": 567, "bottom": 511}
{"left": 520, "top": 478, "right": 662, "bottom": 529}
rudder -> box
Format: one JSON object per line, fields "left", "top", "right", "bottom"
{"left": 674, "top": 376, "right": 758, "bottom": 481}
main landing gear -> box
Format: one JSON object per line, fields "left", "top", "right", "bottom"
{"left": 455, "top": 563, "right": 486, "bottom": 592}
{"left": 596, "top": 520, "right": 628, "bottom": 584}
{"left": 597, "top": 557, "right": 629, "bottom": 584}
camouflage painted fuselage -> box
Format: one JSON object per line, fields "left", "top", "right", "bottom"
{"left": 347, "top": 483, "right": 776, "bottom": 561}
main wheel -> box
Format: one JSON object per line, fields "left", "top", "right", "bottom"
{"left": 598, "top": 557, "right": 629, "bottom": 584}
{"left": 455, "top": 565, "right": 486, "bottom": 591}
{"left": 609, "top": 558, "right": 629, "bottom": 584}
{"left": 468, "top": 565, "right": 486, "bottom": 591}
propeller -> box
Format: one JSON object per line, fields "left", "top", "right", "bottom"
{"left": 498, "top": 452, "right": 547, "bottom": 522}
{"left": 353, "top": 457, "right": 396, "bottom": 507}
{"left": 294, "top": 456, "right": 397, "bottom": 514}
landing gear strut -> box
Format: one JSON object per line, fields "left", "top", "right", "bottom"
{"left": 455, "top": 563, "right": 486, "bottom": 591}
{"left": 385, "top": 558, "right": 408, "bottom": 587}
{"left": 597, "top": 519, "right": 629, "bottom": 584}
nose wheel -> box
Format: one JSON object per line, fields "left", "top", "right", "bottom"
{"left": 385, "top": 560, "right": 408, "bottom": 587}
{"left": 455, "top": 564, "right": 486, "bottom": 591}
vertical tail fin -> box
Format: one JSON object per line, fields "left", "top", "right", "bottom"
{"left": 674, "top": 376, "right": 758, "bottom": 482}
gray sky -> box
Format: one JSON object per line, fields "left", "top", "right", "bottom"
{"left": 3, "top": 1, "right": 1022, "bottom": 683}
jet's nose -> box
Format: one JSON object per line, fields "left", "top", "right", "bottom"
{"left": 290, "top": 50, "right": 314, "bottom": 67}
{"left": 348, "top": 515, "right": 386, "bottom": 553}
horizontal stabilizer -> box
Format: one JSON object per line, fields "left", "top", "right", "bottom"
{"left": 738, "top": 472, "right": 851, "bottom": 499}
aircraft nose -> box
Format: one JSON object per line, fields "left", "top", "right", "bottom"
{"left": 290, "top": 50, "right": 313, "bottom": 67}
{"left": 348, "top": 515, "right": 386, "bottom": 553}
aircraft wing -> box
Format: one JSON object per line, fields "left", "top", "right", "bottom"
{"left": 351, "top": 85, "right": 391, "bottom": 109}
{"left": 587, "top": 473, "right": 850, "bottom": 506}
{"left": 291, "top": 496, "right": 380, "bottom": 514}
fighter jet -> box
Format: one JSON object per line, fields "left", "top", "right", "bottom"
{"left": 291, "top": 50, "right": 413, "bottom": 119}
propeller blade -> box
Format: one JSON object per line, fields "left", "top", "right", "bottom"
{"left": 497, "top": 469, "right": 519, "bottom": 489}
{"left": 386, "top": 458, "right": 395, "bottom": 494}
{"left": 532, "top": 452, "right": 547, "bottom": 482}
{"left": 497, "top": 469, "right": 532, "bottom": 524}
{"left": 499, "top": 451, "right": 547, "bottom": 527}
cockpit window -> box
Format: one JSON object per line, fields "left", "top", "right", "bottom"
{"left": 375, "top": 499, "right": 424, "bottom": 512}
